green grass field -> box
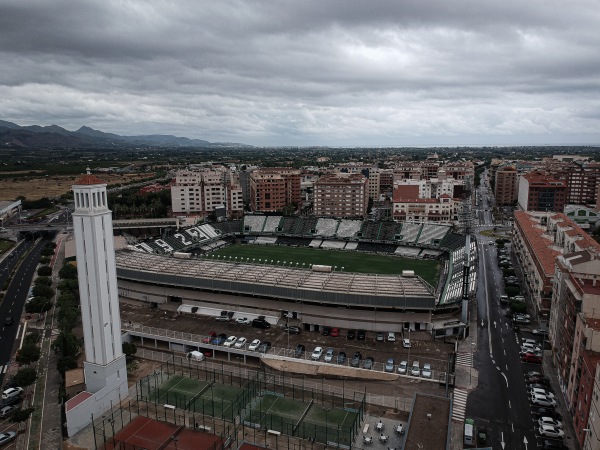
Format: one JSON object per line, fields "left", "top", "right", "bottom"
{"left": 212, "top": 244, "right": 440, "bottom": 286}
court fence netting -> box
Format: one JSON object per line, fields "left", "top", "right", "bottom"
{"left": 92, "top": 354, "right": 366, "bottom": 449}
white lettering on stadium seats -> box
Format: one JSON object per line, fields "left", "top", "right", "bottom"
{"left": 155, "top": 239, "right": 174, "bottom": 252}
{"left": 174, "top": 233, "right": 192, "bottom": 246}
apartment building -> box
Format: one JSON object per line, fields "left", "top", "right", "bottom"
{"left": 313, "top": 173, "right": 368, "bottom": 218}
{"left": 394, "top": 178, "right": 464, "bottom": 200}
{"left": 494, "top": 166, "right": 518, "bottom": 206}
{"left": 250, "top": 168, "right": 301, "bottom": 213}
{"left": 392, "top": 184, "right": 458, "bottom": 223}
{"left": 563, "top": 162, "right": 600, "bottom": 205}
{"left": 171, "top": 168, "right": 243, "bottom": 218}
{"left": 518, "top": 171, "right": 567, "bottom": 212}
{"left": 394, "top": 161, "right": 474, "bottom": 182}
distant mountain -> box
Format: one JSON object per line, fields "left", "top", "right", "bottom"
{"left": 0, "top": 120, "right": 231, "bottom": 148}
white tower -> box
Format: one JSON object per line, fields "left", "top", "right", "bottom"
{"left": 71, "top": 171, "right": 127, "bottom": 395}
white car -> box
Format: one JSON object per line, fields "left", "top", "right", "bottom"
{"left": 402, "top": 338, "right": 411, "bottom": 348}
{"left": 421, "top": 363, "right": 432, "bottom": 379}
{"left": 398, "top": 361, "right": 408, "bottom": 375}
{"left": 530, "top": 394, "right": 556, "bottom": 408}
{"left": 538, "top": 424, "right": 564, "bottom": 439}
{"left": 234, "top": 337, "right": 247, "bottom": 348}
{"left": 529, "top": 388, "right": 555, "bottom": 399}
{"left": 248, "top": 339, "right": 261, "bottom": 351}
{"left": 223, "top": 336, "right": 237, "bottom": 347}
{"left": 539, "top": 417, "right": 563, "bottom": 429}
{"left": 410, "top": 361, "right": 420, "bottom": 377}
{"left": 311, "top": 346, "right": 323, "bottom": 360}
{"left": 235, "top": 317, "right": 251, "bottom": 325}
{"left": 387, "top": 332, "right": 396, "bottom": 342}
{"left": 1, "top": 387, "right": 23, "bottom": 400}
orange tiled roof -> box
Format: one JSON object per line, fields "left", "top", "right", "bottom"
{"left": 74, "top": 173, "right": 105, "bottom": 185}
{"left": 553, "top": 213, "right": 600, "bottom": 251}
{"left": 514, "top": 211, "right": 562, "bottom": 276}
{"left": 393, "top": 185, "right": 419, "bottom": 202}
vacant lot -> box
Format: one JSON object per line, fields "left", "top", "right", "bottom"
{"left": 213, "top": 244, "right": 440, "bottom": 285}
{"left": 0, "top": 172, "right": 155, "bottom": 200}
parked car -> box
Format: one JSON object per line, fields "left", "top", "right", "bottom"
{"left": 324, "top": 348, "right": 335, "bottom": 363}
{"left": 294, "top": 344, "right": 305, "bottom": 358}
{"left": 284, "top": 326, "right": 301, "bottom": 334}
{"left": 397, "top": 361, "right": 408, "bottom": 375}
{"left": 330, "top": 327, "right": 340, "bottom": 337}
{"left": 362, "top": 357, "right": 374, "bottom": 370}
{"left": 410, "top": 361, "right": 420, "bottom": 377}
{"left": 541, "top": 439, "right": 567, "bottom": 450}
{"left": 322, "top": 326, "right": 331, "bottom": 336}
{"left": 385, "top": 358, "right": 394, "bottom": 373}
{"left": 0, "top": 432, "right": 16, "bottom": 446}
{"left": 223, "top": 336, "right": 237, "bottom": 347}
{"left": 533, "top": 408, "right": 561, "bottom": 421}
{"left": 532, "top": 328, "right": 547, "bottom": 335}
{"left": 421, "top": 363, "right": 432, "bottom": 379}
{"left": 235, "top": 317, "right": 251, "bottom": 325}
{"left": 376, "top": 332, "right": 385, "bottom": 342}
{"left": 528, "top": 388, "right": 555, "bottom": 399}
{"left": 402, "top": 338, "right": 411, "bottom": 348}
{"left": 538, "top": 417, "right": 563, "bottom": 429}
{"left": 257, "top": 341, "right": 272, "bottom": 353}
{"left": 522, "top": 353, "right": 543, "bottom": 364}
{"left": 0, "top": 405, "right": 17, "bottom": 418}
{"left": 528, "top": 377, "right": 552, "bottom": 388}
{"left": 350, "top": 351, "right": 362, "bottom": 367}
{"left": 387, "top": 332, "right": 396, "bottom": 342}
{"left": 514, "top": 316, "right": 531, "bottom": 325}
{"left": 252, "top": 319, "right": 271, "bottom": 329}
{"left": 357, "top": 329, "right": 366, "bottom": 340}
{"left": 538, "top": 424, "right": 564, "bottom": 439}
{"left": 248, "top": 339, "right": 261, "bottom": 351}
{"left": 530, "top": 394, "right": 556, "bottom": 408}
{"left": 4, "top": 317, "right": 13, "bottom": 326}
{"left": 347, "top": 329, "right": 356, "bottom": 340}
{"left": 202, "top": 331, "right": 217, "bottom": 343}
{"left": 1, "top": 387, "right": 23, "bottom": 401}
{"left": 311, "top": 347, "right": 323, "bottom": 360}
{"left": 234, "top": 337, "right": 247, "bottom": 349}
{"left": 336, "top": 351, "right": 347, "bottom": 365}
{"left": 211, "top": 335, "right": 226, "bottom": 345}
{"left": 215, "top": 315, "right": 230, "bottom": 322}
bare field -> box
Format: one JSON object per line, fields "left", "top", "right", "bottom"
{"left": 0, "top": 172, "right": 155, "bottom": 200}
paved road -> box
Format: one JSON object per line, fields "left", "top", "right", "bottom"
{"left": 0, "top": 238, "right": 45, "bottom": 386}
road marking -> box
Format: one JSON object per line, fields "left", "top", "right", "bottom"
{"left": 452, "top": 389, "right": 469, "bottom": 422}
{"left": 455, "top": 353, "right": 473, "bottom": 366}
{"left": 501, "top": 372, "right": 508, "bottom": 387}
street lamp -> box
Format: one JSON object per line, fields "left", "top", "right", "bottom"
{"left": 470, "top": 342, "right": 476, "bottom": 385}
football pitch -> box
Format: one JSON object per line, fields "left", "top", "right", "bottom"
{"left": 212, "top": 244, "right": 440, "bottom": 286}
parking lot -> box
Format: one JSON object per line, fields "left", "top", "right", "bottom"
{"left": 120, "top": 300, "right": 455, "bottom": 382}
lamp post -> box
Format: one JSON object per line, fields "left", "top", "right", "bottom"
{"left": 407, "top": 328, "right": 411, "bottom": 364}
{"left": 470, "top": 342, "right": 476, "bottom": 385}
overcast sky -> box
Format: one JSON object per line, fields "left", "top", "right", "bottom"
{"left": 1, "top": 1, "right": 600, "bottom": 147}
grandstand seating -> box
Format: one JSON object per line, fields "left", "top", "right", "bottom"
{"left": 320, "top": 240, "right": 346, "bottom": 249}
{"left": 199, "top": 224, "right": 219, "bottom": 238}
{"left": 356, "top": 242, "right": 398, "bottom": 253}
{"left": 399, "top": 223, "right": 422, "bottom": 243}
{"left": 359, "top": 221, "right": 380, "bottom": 240}
{"left": 275, "top": 236, "right": 310, "bottom": 247}
{"left": 296, "top": 217, "right": 318, "bottom": 235}
{"left": 263, "top": 216, "right": 283, "bottom": 232}
{"left": 211, "top": 220, "right": 242, "bottom": 234}
{"left": 417, "top": 224, "right": 451, "bottom": 245}
{"left": 336, "top": 220, "right": 362, "bottom": 238}
{"left": 378, "top": 221, "right": 402, "bottom": 241}
{"left": 280, "top": 217, "right": 299, "bottom": 234}
{"left": 309, "top": 239, "right": 323, "bottom": 248}
{"left": 243, "top": 215, "right": 267, "bottom": 232}
{"left": 315, "top": 218, "right": 339, "bottom": 236}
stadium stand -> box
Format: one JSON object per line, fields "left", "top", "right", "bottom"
{"left": 344, "top": 242, "right": 359, "bottom": 250}
{"left": 275, "top": 236, "right": 310, "bottom": 247}
{"left": 399, "top": 223, "right": 422, "bottom": 244}
{"left": 211, "top": 220, "right": 242, "bottom": 234}
{"left": 359, "top": 221, "right": 380, "bottom": 240}
{"left": 308, "top": 239, "right": 323, "bottom": 248}
{"left": 356, "top": 242, "right": 398, "bottom": 253}
{"left": 336, "top": 220, "right": 362, "bottom": 238}
{"left": 417, "top": 224, "right": 451, "bottom": 245}
{"left": 263, "top": 216, "right": 283, "bottom": 232}
{"left": 280, "top": 217, "right": 299, "bottom": 233}
{"left": 320, "top": 240, "right": 346, "bottom": 249}
{"left": 254, "top": 236, "right": 278, "bottom": 245}
{"left": 296, "top": 217, "right": 318, "bottom": 235}
{"left": 198, "top": 224, "right": 219, "bottom": 238}
{"left": 315, "top": 218, "right": 339, "bottom": 236}
{"left": 378, "top": 221, "right": 402, "bottom": 241}
{"left": 243, "top": 215, "right": 267, "bottom": 232}
{"left": 395, "top": 246, "right": 421, "bottom": 257}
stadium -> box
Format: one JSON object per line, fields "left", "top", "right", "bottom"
{"left": 115, "top": 215, "right": 476, "bottom": 335}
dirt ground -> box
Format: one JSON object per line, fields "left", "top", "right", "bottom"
{"left": 0, "top": 172, "right": 154, "bottom": 200}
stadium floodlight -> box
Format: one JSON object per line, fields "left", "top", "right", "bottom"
{"left": 341, "top": 267, "right": 344, "bottom": 271}
{"left": 277, "top": 260, "right": 280, "bottom": 265}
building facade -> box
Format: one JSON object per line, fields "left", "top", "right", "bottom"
{"left": 313, "top": 173, "right": 369, "bottom": 218}
{"left": 250, "top": 168, "right": 301, "bottom": 213}
{"left": 518, "top": 171, "right": 567, "bottom": 212}
{"left": 494, "top": 166, "right": 518, "bottom": 206}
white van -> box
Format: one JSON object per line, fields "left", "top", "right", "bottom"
{"left": 187, "top": 351, "right": 204, "bottom": 362}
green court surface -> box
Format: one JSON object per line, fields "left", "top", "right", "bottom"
{"left": 189, "top": 383, "right": 246, "bottom": 419}
{"left": 212, "top": 244, "right": 440, "bottom": 285}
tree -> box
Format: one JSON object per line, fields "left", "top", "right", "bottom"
{"left": 10, "top": 407, "right": 35, "bottom": 424}
{"left": 122, "top": 342, "right": 137, "bottom": 360}
{"left": 52, "top": 331, "right": 81, "bottom": 358}
{"left": 57, "top": 306, "right": 80, "bottom": 333}
{"left": 505, "top": 286, "right": 521, "bottom": 298}
{"left": 35, "top": 276, "right": 52, "bottom": 286}
{"left": 41, "top": 247, "right": 55, "bottom": 257}
{"left": 32, "top": 284, "right": 54, "bottom": 299}
{"left": 59, "top": 263, "right": 78, "bottom": 280}
{"left": 37, "top": 266, "right": 52, "bottom": 277}
{"left": 12, "top": 368, "right": 37, "bottom": 387}
{"left": 16, "top": 343, "right": 41, "bottom": 365}
{"left": 510, "top": 301, "right": 528, "bottom": 314}
{"left": 56, "top": 356, "right": 78, "bottom": 374}
{"left": 25, "top": 298, "right": 53, "bottom": 314}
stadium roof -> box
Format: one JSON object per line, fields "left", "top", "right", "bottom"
{"left": 115, "top": 250, "right": 436, "bottom": 309}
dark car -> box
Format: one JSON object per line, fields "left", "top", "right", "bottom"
{"left": 294, "top": 344, "right": 305, "bottom": 358}
{"left": 541, "top": 440, "right": 567, "bottom": 450}
{"left": 211, "top": 336, "right": 226, "bottom": 345}
{"left": 285, "top": 326, "right": 301, "bottom": 335}
{"left": 257, "top": 341, "right": 272, "bottom": 353}
{"left": 529, "top": 377, "right": 552, "bottom": 387}
{"left": 522, "top": 353, "right": 542, "bottom": 364}
{"left": 533, "top": 408, "right": 561, "bottom": 421}
{"left": 357, "top": 329, "right": 366, "bottom": 341}
{"left": 4, "top": 317, "right": 13, "bottom": 326}
{"left": 362, "top": 356, "right": 374, "bottom": 369}
{"left": 350, "top": 351, "right": 362, "bottom": 367}
{"left": 322, "top": 326, "right": 331, "bottom": 336}
{"left": 336, "top": 351, "right": 347, "bottom": 365}
{"left": 347, "top": 329, "right": 356, "bottom": 340}
{"left": 252, "top": 319, "right": 271, "bottom": 329}
{"left": 202, "top": 331, "right": 217, "bottom": 344}
{"left": 528, "top": 383, "right": 554, "bottom": 392}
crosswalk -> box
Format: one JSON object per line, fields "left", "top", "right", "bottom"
{"left": 0, "top": 364, "right": 9, "bottom": 374}
{"left": 452, "top": 389, "right": 469, "bottom": 422}
{"left": 456, "top": 352, "right": 473, "bottom": 366}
